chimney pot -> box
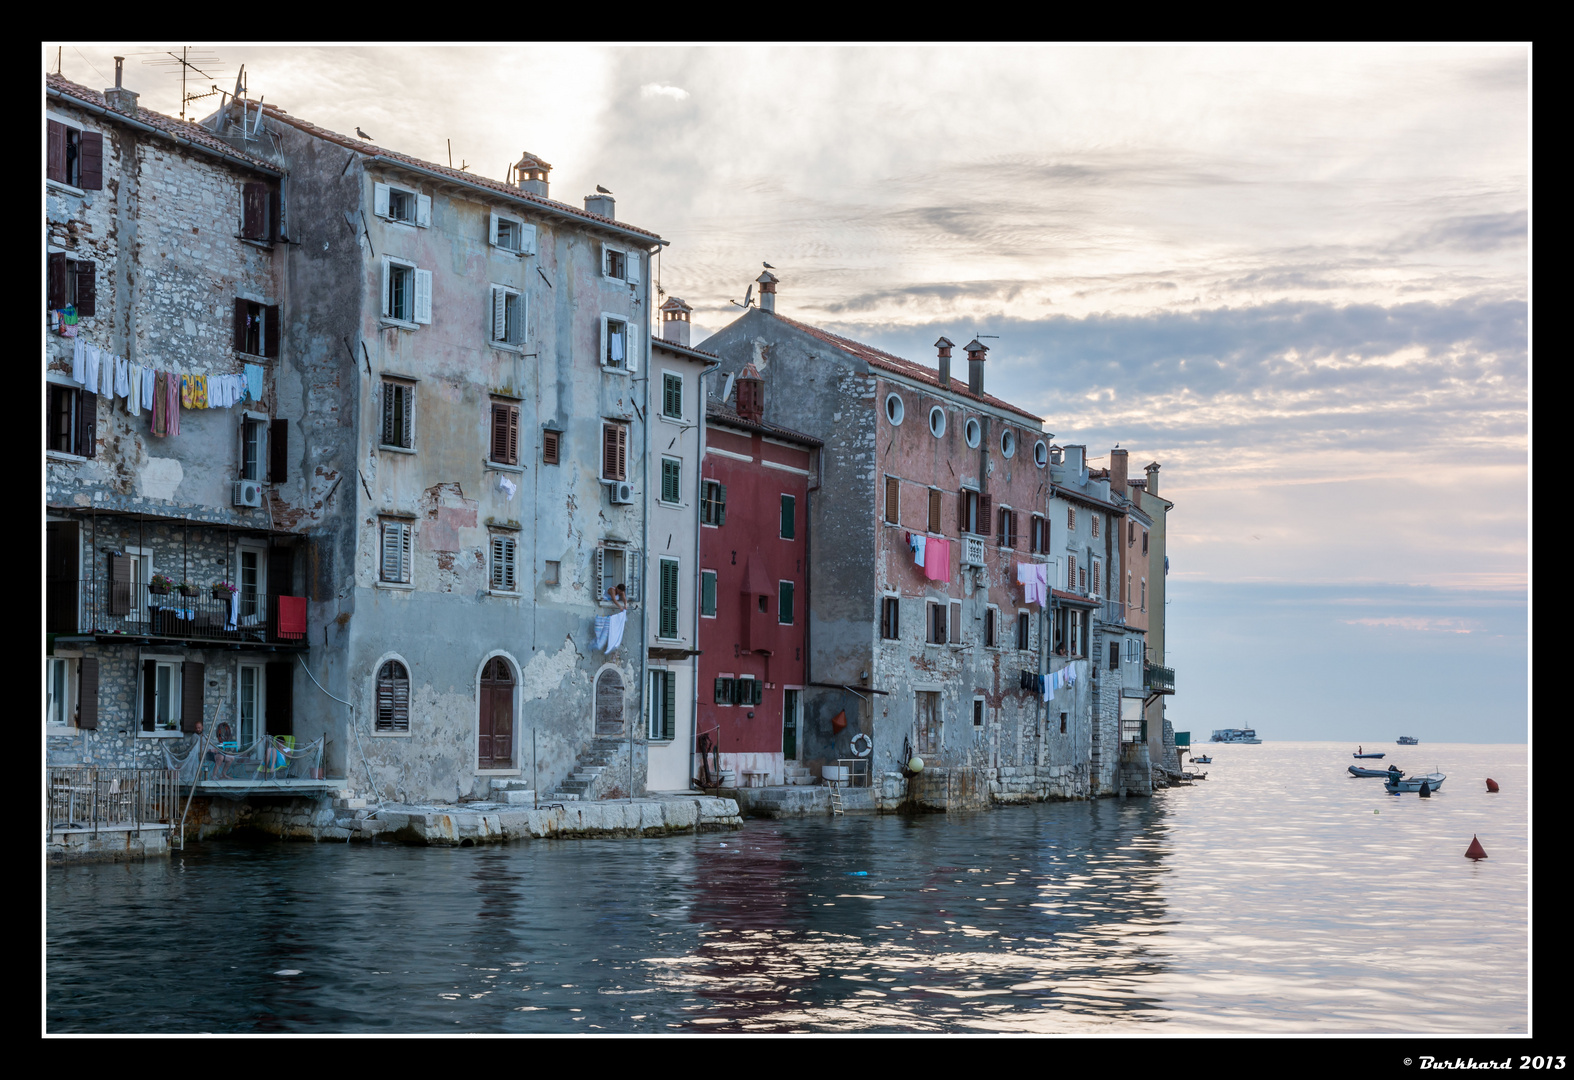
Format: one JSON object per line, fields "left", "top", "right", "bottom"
{"left": 514, "top": 152, "right": 551, "bottom": 198}
{"left": 105, "top": 58, "right": 139, "bottom": 114}
{"left": 756, "top": 270, "right": 778, "bottom": 314}
{"left": 936, "top": 336, "right": 954, "bottom": 387}
{"left": 660, "top": 296, "right": 693, "bottom": 348}
{"left": 964, "top": 339, "right": 988, "bottom": 396}
{"left": 1110, "top": 448, "right": 1129, "bottom": 496}
{"left": 584, "top": 192, "right": 615, "bottom": 219}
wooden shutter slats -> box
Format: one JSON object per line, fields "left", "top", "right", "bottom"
{"left": 243, "top": 182, "right": 267, "bottom": 239}
{"left": 78, "top": 657, "right": 99, "bottom": 730}
{"left": 181, "top": 661, "right": 205, "bottom": 734}
{"left": 270, "top": 419, "right": 287, "bottom": 483}
{"left": 73, "top": 261, "right": 96, "bottom": 318}
{"left": 47, "top": 120, "right": 66, "bottom": 183}
{"left": 543, "top": 428, "right": 559, "bottom": 465}
{"left": 78, "top": 392, "right": 97, "bottom": 459}
{"left": 233, "top": 297, "right": 249, "bottom": 352}
{"left": 77, "top": 131, "right": 103, "bottom": 191}
{"left": 48, "top": 252, "right": 66, "bottom": 311}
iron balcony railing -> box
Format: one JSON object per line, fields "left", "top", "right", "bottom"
{"left": 47, "top": 766, "right": 178, "bottom": 841}
{"left": 71, "top": 580, "right": 306, "bottom": 646}
{"left": 1145, "top": 662, "right": 1175, "bottom": 692}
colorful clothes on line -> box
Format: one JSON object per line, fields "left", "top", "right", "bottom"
{"left": 150, "top": 371, "right": 170, "bottom": 437}
{"left": 923, "top": 537, "right": 951, "bottom": 583}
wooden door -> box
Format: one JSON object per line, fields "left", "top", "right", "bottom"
{"left": 478, "top": 658, "right": 514, "bottom": 769}
{"left": 917, "top": 691, "right": 941, "bottom": 756}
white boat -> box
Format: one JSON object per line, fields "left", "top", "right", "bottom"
{"left": 1210, "top": 728, "right": 1261, "bottom": 744}
{"left": 1397, "top": 736, "right": 1420, "bottom": 745}
{"left": 1384, "top": 771, "right": 1445, "bottom": 793}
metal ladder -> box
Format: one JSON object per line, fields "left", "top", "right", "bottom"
{"left": 829, "top": 782, "right": 844, "bottom": 816}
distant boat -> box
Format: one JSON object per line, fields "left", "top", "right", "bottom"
{"left": 1210, "top": 729, "right": 1261, "bottom": 744}
{"left": 1353, "top": 751, "right": 1386, "bottom": 759}
{"left": 1193, "top": 755, "right": 1212, "bottom": 764}
{"left": 1350, "top": 765, "right": 1402, "bottom": 778}
{"left": 1385, "top": 771, "right": 1445, "bottom": 793}
{"left": 1397, "top": 736, "right": 1420, "bottom": 745}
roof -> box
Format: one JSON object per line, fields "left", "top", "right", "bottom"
{"left": 46, "top": 74, "right": 282, "bottom": 176}
{"left": 705, "top": 398, "right": 823, "bottom": 447}
{"left": 770, "top": 313, "right": 1044, "bottom": 424}
{"left": 1052, "top": 588, "right": 1099, "bottom": 607}
{"left": 1050, "top": 483, "right": 1124, "bottom": 514}
{"left": 257, "top": 103, "right": 662, "bottom": 242}
{"left": 651, "top": 336, "right": 722, "bottom": 366}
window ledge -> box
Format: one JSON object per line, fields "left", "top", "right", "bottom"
{"left": 47, "top": 179, "right": 87, "bottom": 198}
{"left": 379, "top": 319, "right": 418, "bottom": 332}
{"left": 485, "top": 460, "right": 525, "bottom": 474}
{"left": 490, "top": 245, "right": 527, "bottom": 258}
{"left": 47, "top": 450, "right": 90, "bottom": 464}
{"left": 238, "top": 238, "right": 275, "bottom": 251}
{"left": 657, "top": 414, "right": 688, "bottom": 427}
{"left": 379, "top": 445, "right": 417, "bottom": 457}
{"left": 234, "top": 349, "right": 272, "bottom": 362}
{"left": 490, "top": 341, "right": 525, "bottom": 354}
{"left": 138, "top": 730, "right": 186, "bottom": 739}
{"left": 488, "top": 590, "right": 522, "bottom": 599}
{"left": 656, "top": 500, "right": 686, "bottom": 510}
{"left": 47, "top": 725, "right": 78, "bottom": 737}
{"left": 375, "top": 580, "right": 415, "bottom": 592}
{"left": 370, "top": 729, "right": 414, "bottom": 738}
{"left": 600, "top": 365, "right": 631, "bottom": 376}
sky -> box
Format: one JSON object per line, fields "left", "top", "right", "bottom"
{"left": 48, "top": 44, "right": 1529, "bottom": 743}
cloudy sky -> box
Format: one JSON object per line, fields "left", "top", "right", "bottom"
{"left": 51, "top": 44, "right": 1529, "bottom": 742}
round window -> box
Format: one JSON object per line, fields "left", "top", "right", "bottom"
{"left": 929, "top": 405, "right": 946, "bottom": 438}
{"left": 965, "top": 418, "right": 980, "bottom": 448}
{"left": 885, "top": 392, "right": 905, "bottom": 426}
{"left": 1034, "top": 440, "right": 1048, "bottom": 468}
{"left": 1001, "top": 429, "right": 1016, "bottom": 458}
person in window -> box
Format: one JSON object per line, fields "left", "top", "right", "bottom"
{"left": 606, "top": 583, "right": 628, "bottom": 611}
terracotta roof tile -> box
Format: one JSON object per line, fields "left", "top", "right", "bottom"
{"left": 771, "top": 313, "right": 1044, "bottom": 424}
{"left": 705, "top": 398, "right": 822, "bottom": 447}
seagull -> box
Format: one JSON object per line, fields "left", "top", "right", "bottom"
{"left": 596, "top": 184, "right": 613, "bottom": 194}
{"left": 763, "top": 261, "right": 775, "bottom": 269}
{"left": 356, "top": 126, "right": 372, "bottom": 140}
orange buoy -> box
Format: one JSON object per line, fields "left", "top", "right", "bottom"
{"left": 1485, "top": 778, "right": 1499, "bottom": 792}
{"left": 831, "top": 709, "right": 848, "bottom": 732}
{"left": 1465, "top": 835, "right": 1488, "bottom": 860}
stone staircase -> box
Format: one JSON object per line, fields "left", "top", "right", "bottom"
{"left": 547, "top": 739, "right": 629, "bottom": 802}
{"left": 488, "top": 778, "right": 536, "bottom": 805}
{"left": 783, "top": 764, "right": 813, "bottom": 786}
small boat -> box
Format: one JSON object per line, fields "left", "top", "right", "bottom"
{"left": 1397, "top": 736, "right": 1420, "bottom": 745}
{"left": 1350, "top": 765, "right": 1402, "bottom": 778}
{"left": 1353, "top": 751, "right": 1386, "bottom": 759}
{"left": 1210, "top": 728, "right": 1261, "bottom": 744}
{"left": 1384, "top": 771, "right": 1445, "bottom": 793}
{"left": 1193, "top": 755, "right": 1212, "bottom": 764}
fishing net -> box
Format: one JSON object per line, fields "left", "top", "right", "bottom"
{"left": 163, "top": 730, "right": 325, "bottom": 799}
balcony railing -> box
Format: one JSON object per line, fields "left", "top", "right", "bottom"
{"left": 1145, "top": 662, "right": 1175, "bottom": 692}
{"left": 960, "top": 536, "right": 986, "bottom": 567}
{"left": 74, "top": 580, "right": 306, "bottom": 646}
{"left": 47, "top": 766, "right": 178, "bottom": 840}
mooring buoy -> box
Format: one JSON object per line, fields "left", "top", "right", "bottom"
{"left": 1419, "top": 780, "right": 1432, "bottom": 797}
{"left": 1485, "top": 778, "right": 1499, "bottom": 793}
{"left": 1465, "top": 835, "right": 1488, "bottom": 860}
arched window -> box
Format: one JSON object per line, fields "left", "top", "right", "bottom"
{"left": 478, "top": 657, "right": 514, "bottom": 769}
{"left": 376, "top": 660, "right": 410, "bottom": 733}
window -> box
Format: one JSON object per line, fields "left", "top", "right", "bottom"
{"left": 596, "top": 544, "right": 638, "bottom": 605}
{"left": 239, "top": 415, "right": 267, "bottom": 482}
{"left": 928, "top": 602, "right": 948, "bottom": 645}
{"left": 1060, "top": 712, "right": 1067, "bottom": 735}
{"left": 602, "top": 422, "right": 629, "bottom": 481}
{"left": 714, "top": 675, "right": 735, "bottom": 706}
{"left": 1141, "top": 578, "right": 1147, "bottom": 611}
{"left": 1091, "top": 514, "right": 1100, "bottom": 539}
{"left": 928, "top": 489, "right": 942, "bottom": 534}
{"left": 997, "top": 507, "right": 1018, "bottom": 549}
{"left": 46, "top": 119, "right": 102, "bottom": 189}
{"left": 240, "top": 181, "right": 279, "bottom": 242}
{"left": 139, "top": 658, "right": 196, "bottom": 734}
{"left": 542, "top": 428, "right": 561, "bottom": 465}
{"left": 663, "top": 372, "right": 684, "bottom": 419}
{"left": 382, "top": 380, "right": 414, "bottom": 449}
{"left": 701, "top": 570, "right": 717, "bottom": 617}
{"left": 1110, "top": 641, "right": 1120, "bottom": 670}
{"left": 884, "top": 392, "right": 904, "bottom": 425}
{"left": 1128, "top": 521, "right": 1136, "bottom": 547}
{"left": 380, "top": 520, "right": 412, "bottom": 584}
{"left": 232, "top": 298, "right": 279, "bottom": 358}
{"left": 949, "top": 599, "right": 963, "bottom": 645}
{"left": 604, "top": 246, "right": 628, "bottom": 280}
{"left": 916, "top": 690, "right": 941, "bottom": 755}
{"left": 701, "top": 480, "right": 727, "bottom": 526}
{"left": 654, "top": 457, "right": 680, "bottom": 504}
{"left": 1001, "top": 429, "right": 1016, "bottom": 457}
{"left": 732, "top": 677, "right": 762, "bottom": 707}
{"left": 1017, "top": 611, "right": 1030, "bottom": 651}
{"left": 382, "top": 258, "right": 432, "bottom": 325}
{"left": 603, "top": 316, "right": 631, "bottom": 369}
{"left": 649, "top": 668, "right": 677, "bottom": 741}
{"left": 884, "top": 476, "right": 900, "bottom": 525}
{"left": 374, "top": 182, "right": 430, "bottom": 226}
{"left": 237, "top": 663, "right": 264, "bottom": 747}
{"left": 780, "top": 494, "right": 796, "bottom": 539}
{"left": 490, "top": 533, "right": 518, "bottom": 593}
{"left": 46, "top": 253, "right": 96, "bottom": 316}
{"left": 1034, "top": 440, "right": 1048, "bottom": 468}
{"left": 1091, "top": 558, "right": 1102, "bottom": 597}
{"left": 658, "top": 557, "right": 680, "bottom": 638}
{"left": 1127, "top": 572, "right": 1133, "bottom": 605}
{"left": 959, "top": 489, "right": 979, "bottom": 535}
{"left": 489, "top": 213, "right": 534, "bottom": 254}
{"left": 965, "top": 417, "right": 980, "bottom": 448}
{"left": 491, "top": 402, "right": 521, "bottom": 466}
{"left": 1143, "top": 530, "right": 1149, "bottom": 555}
{"left": 376, "top": 660, "right": 411, "bottom": 733}
{"left": 46, "top": 384, "right": 95, "bottom": 458}
{"left": 928, "top": 405, "right": 946, "bottom": 438}
{"left": 1067, "top": 506, "right": 1077, "bottom": 532}
{"left": 490, "top": 285, "right": 525, "bottom": 347}
{"left": 1030, "top": 515, "right": 1046, "bottom": 554}
{"left": 779, "top": 581, "right": 795, "bottom": 625}
{"left": 46, "top": 657, "right": 79, "bottom": 728}
{"left": 985, "top": 606, "right": 998, "bottom": 648}
{"left": 974, "top": 698, "right": 985, "bottom": 727}
{"left": 881, "top": 596, "right": 901, "bottom": 640}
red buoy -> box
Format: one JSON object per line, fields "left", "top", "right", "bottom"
{"left": 1485, "top": 778, "right": 1499, "bottom": 792}
{"left": 1465, "top": 835, "right": 1488, "bottom": 860}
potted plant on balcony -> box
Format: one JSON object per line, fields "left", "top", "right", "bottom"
{"left": 177, "top": 580, "right": 198, "bottom": 597}
{"left": 211, "top": 580, "right": 237, "bottom": 601}
{"left": 148, "top": 573, "right": 175, "bottom": 596}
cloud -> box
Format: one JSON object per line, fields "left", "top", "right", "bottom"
{"left": 639, "top": 83, "right": 690, "bottom": 101}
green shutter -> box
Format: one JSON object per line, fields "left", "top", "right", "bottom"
{"left": 660, "top": 559, "right": 679, "bottom": 638}
{"left": 701, "top": 570, "right": 716, "bottom": 617}
{"left": 780, "top": 494, "right": 795, "bottom": 539}
{"left": 664, "top": 373, "right": 682, "bottom": 418}
{"left": 662, "top": 459, "right": 680, "bottom": 503}
{"left": 663, "top": 670, "right": 676, "bottom": 740}
{"left": 717, "top": 484, "right": 726, "bottom": 526}
{"left": 779, "top": 581, "right": 794, "bottom": 625}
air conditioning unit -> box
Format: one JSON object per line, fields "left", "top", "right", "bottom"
{"left": 233, "top": 480, "right": 263, "bottom": 507}
{"left": 609, "top": 480, "right": 635, "bottom": 505}
{"left": 961, "top": 536, "right": 986, "bottom": 567}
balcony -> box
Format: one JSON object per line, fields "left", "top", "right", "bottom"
{"left": 1101, "top": 599, "right": 1125, "bottom": 625}
{"left": 960, "top": 536, "right": 985, "bottom": 567}
{"left": 47, "top": 766, "right": 178, "bottom": 840}
{"left": 70, "top": 580, "right": 307, "bottom": 648}
{"left": 1145, "top": 662, "right": 1174, "bottom": 694}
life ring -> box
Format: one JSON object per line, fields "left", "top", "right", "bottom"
{"left": 850, "top": 733, "right": 872, "bottom": 758}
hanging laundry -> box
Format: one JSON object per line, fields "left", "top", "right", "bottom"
{"left": 181, "top": 374, "right": 195, "bottom": 409}
{"left": 150, "top": 371, "right": 170, "bottom": 437}
{"left": 923, "top": 537, "right": 950, "bottom": 583}
{"left": 141, "top": 366, "right": 155, "bottom": 411}
{"left": 83, "top": 346, "right": 101, "bottom": 394}
{"left": 114, "top": 356, "right": 130, "bottom": 399}
{"left": 498, "top": 475, "right": 518, "bottom": 501}
{"left": 166, "top": 371, "right": 181, "bottom": 436}
{"left": 225, "top": 590, "right": 238, "bottom": 633}
{"left": 606, "top": 609, "right": 627, "bottom": 651}
{"left": 193, "top": 374, "right": 209, "bottom": 408}
{"left": 70, "top": 338, "right": 86, "bottom": 385}
{"left": 127, "top": 364, "right": 141, "bottom": 416}
{"left": 911, "top": 533, "right": 927, "bottom": 569}
{"left": 63, "top": 304, "right": 78, "bottom": 326}
{"left": 244, "top": 363, "right": 264, "bottom": 403}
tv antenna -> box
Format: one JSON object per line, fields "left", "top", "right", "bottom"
{"left": 730, "top": 283, "right": 755, "bottom": 310}
{"left": 141, "top": 47, "right": 226, "bottom": 121}
{"left": 971, "top": 333, "right": 1000, "bottom": 342}
{"left": 446, "top": 140, "right": 470, "bottom": 172}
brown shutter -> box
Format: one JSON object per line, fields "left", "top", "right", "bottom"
{"left": 508, "top": 406, "right": 520, "bottom": 466}
{"left": 108, "top": 553, "right": 131, "bottom": 616}
{"left": 542, "top": 428, "right": 559, "bottom": 465}
{"left": 243, "top": 182, "right": 267, "bottom": 239}
{"left": 958, "top": 487, "right": 968, "bottom": 533}
{"left": 269, "top": 186, "right": 282, "bottom": 241}
{"left": 266, "top": 661, "right": 294, "bottom": 739}
{"left": 181, "top": 661, "right": 205, "bottom": 734}
{"left": 78, "top": 132, "right": 103, "bottom": 190}
{"left": 73, "top": 261, "right": 95, "bottom": 317}
{"left": 979, "top": 494, "right": 992, "bottom": 535}
{"left": 617, "top": 425, "right": 627, "bottom": 480}
{"left": 1008, "top": 511, "right": 1018, "bottom": 549}
{"left": 47, "top": 120, "right": 66, "bottom": 183}
{"left": 48, "top": 252, "right": 66, "bottom": 310}
{"left": 141, "top": 659, "right": 157, "bottom": 731}
{"left": 78, "top": 392, "right": 97, "bottom": 459}
{"left": 233, "top": 298, "right": 249, "bottom": 352}
{"left": 265, "top": 304, "right": 280, "bottom": 359}
{"left": 885, "top": 476, "right": 899, "bottom": 524}
{"left": 77, "top": 656, "right": 99, "bottom": 730}
{"left": 270, "top": 418, "right": 288, "bottom": 482}
{"left": 603, "top": 424, "right": 618, "bottom": 479}
{"left": 928, "top": 489, "right": 942, "bottom": 534}
{"left": 491, "top": 405, "right": 510, "bottom": 463}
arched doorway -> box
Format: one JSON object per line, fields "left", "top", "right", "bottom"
{"left": 595, "top": 668, "right": 624, "bottom": 736}
{"left": 478, "top": 657, "right": 514, "bottom": 769}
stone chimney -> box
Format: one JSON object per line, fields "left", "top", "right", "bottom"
{"left": 1063, "top": 444, "right": 1086, "bottom": 477}
{"left": 105, "top": 57, "right": 139, "bottom": 114}
{"left": 514, "top": 152, "right": 551, "bottom": 198}
{"left": 756, "top": 270, "right": 778, "bottom": 314}
{"left": 584, "top": 191, "right": 615, "bottom": 219}
{"left": 1145, "top": 461, "right": 1161, "bottom": 496}
{"left": 935, "top": 337, "right": 955, "bottom": 387}
{"left": 660, "top": 296, "right": 693, "bottom": 347}
{"left": 1110, "top": 448, "right": 1128, "bottom": 496}
{"left": 964, "top": 339, "right": 989, "bottom": 396}
{"left": 736, "top": 362, "right": 765, "bottom": 423}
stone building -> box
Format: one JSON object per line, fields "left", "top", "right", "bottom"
{"left": 696, "top": 274, "right": 1077, "bottom": 808}
{"left": 45, "top": 70, "right": 311, "bottom": 777}
{"left": 185, "top": 90, "right": 665, "bottom": 804}
{"left": 1130, "top": 463, "right": 1176, "bottom": 771}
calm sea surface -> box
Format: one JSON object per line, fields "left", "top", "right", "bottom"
{"left": 46, "top": 742, "right": 1528, "bottom": 1034}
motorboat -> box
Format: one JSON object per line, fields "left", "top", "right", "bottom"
{"left": 1397, "top": 736, "right": 1420, "bottom": 745}
{"left": 1210, "top": 729, "right": 1261, "bottom": 744}
{"left": 1353, "top": 751, "right": 1386, "bottom": 759}
{"left": 1193, "top": 755, "right": 1212, "bottom": 764}
{"left": 1384, "top": 771, "right": 1445, "bottom": 793}
{"left": 1349, "top": 765, "right": 1402, "bottom": 778}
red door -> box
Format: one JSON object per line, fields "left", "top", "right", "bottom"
{"left": 478, "top": 658, "right": 514, "bottom": 769}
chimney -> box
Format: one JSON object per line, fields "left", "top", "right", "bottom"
{"left": 736, "top": 362, "right": 765, "bottom": 423}
{"left": 514, "top": 152, "right": 551, "bottom": 198}
{"left": 584, "top": 192, "right": 615, "bottom": 219}
{"left": 964, "top": 339, "right": 989, "bottom": 396}
{"left": 104, "top": 57, "right": 139, "bottom": 114}
{"left": 660, "top": 296, "right": 693, "bottom": 347}
{"left": 756, "top": 270, "right": 778, "bottom": 314}
{"left": 1145, "top": 461, "right": 1161, "bottom": 496}
{"left": 1063, "top": 444, "right": 1086, "bottom": 477}
{"left": 935, "top": 337, "right": 955, "bottom": 387}
{"left": 1110, "top": 448, "right": 1128, "bottom": 496}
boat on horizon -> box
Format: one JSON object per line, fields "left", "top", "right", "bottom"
{"left": 1210, "top": 729, "right": 1261, "bottom": 744}
{"left": 1397, "top": 735, "right": 1420, "bottom": 745}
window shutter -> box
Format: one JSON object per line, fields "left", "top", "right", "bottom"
{"left": 492, "top": 287, "right": 507, "bottom": 342}
{"left": 717, "top": 484, "right": 727, "bottom": 526}
{"left": 269, "top": 186, "right": 282, "bottom": 241}
{"left": 401, "top": 387, "right": 414, "bottom": 449}
{"left": 383, "top": 386, "right": 397, "bottom": 446}
{"left": 660, "top": 559, "right": 678, "bottom": 637}
{"left": 781, "top": 581, "right": 795, "bottom": 625}
{"left": 413, "top": 269, "right": 433, "bottom": 324}
{"left": 233, "top": 297, "right": 250, "bottom": 351}
{"left": 1067, "top": 554, "right": 1076, "bottom": 589}
{"left": 662, "top": 669, "right": 675, "bottom": 740}
{"left": 492, "top": 405, "right": 509, "bottom": 463}
{"left": 380, "top": 259, "right": 391, "bottom": 317}
{"left": 47, "top": 120, "right": 66, "bottom": 183}
{"left": 416, "top": 193, "right": 432, "bottom": 228}
{"left": 493, "top": 536, "right": 516, "bottom": 592}
{"left": 78, "top": 392, "right": 97, "bottom": 459}
{"left": 48, "top": 251, "right": 66, "bottom": 310}
{"left": 74, "top": 262, "right": 96, "bottom": 318}
{"left": 181, "top": 661, "right": 205, "bottom": 734}
{"left": 628, "top": 251, "right": 642, "bottom": 286}
{"left": 374, "top": 182, "right": 390, "bottom": 218}
{"left": 266, "top": 661, "right": 294, "bottom": 739}
{"left": 1008, "top": 511, "right": 1018, "bottom": 549}
{"left": 929, "top": 489, "right": 943, "bottom": 534}
{"left": 950, "top": 599, "right": 962, "bottom": 644}
{"left": 602, "top": 424, "right": 617, "bottom": 479}
{"left": 108, "top": 552, "right": 130, "bottom": 616}
{"left": 702, "top": 570, "right": 716, "bottom": 616}
{"left": 781, "top": 495, "right": 795, "bottom": 539}
{"left": 600, "top": 317, "right": 608, "bottom": 367}
{"left": 141, "top": 659, "right": 157, "bottom": 731}
{"left": 626, "top": 550, "right": 641, "bottom": 605}
{"left": 596, "top": 547, "right": 606, "bottom": 601}
{"left": 883, "top": 476, "right": 899, "bottom": 524}
{"left": 979, "top": 494, "right": 992, "bottom": 535}
{"left": 78, "top": 131, "right": 103, "bottom": 190}
{"left": 265, "top": 305, "right": 280, "bottom": 358}
{"left": 243, "top": 182, "right": 267, "bottom": 239}
{"left": 519, "top": 223, "right": 536, "bottom": 256}
{"left": 78, "top": 656, "right": 99, "bottom": 730}
{"left": 489, "top": 212, "right": 500, "bottom": 246}
{"left": 715, "top": 677, "right": 730, "bottom": 704}
{"left": 270, "top": 419, "right": 288, "bottom": 483}
{"left": 542, "top": 428, "right": 560, "bottom": 465}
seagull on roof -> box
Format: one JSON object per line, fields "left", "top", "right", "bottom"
{"left": 356, "top": 126, "right": 372, "bottom": 140}
{"left": 763, "top": 261, "right": 775, "bottom": 269}
{"left": 596, "top": 184, "right": 613, "bottom": 194}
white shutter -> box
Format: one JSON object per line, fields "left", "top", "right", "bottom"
{"left": 626, "top": 550, "right": 640, "bottom": 605}
{"left": 416, "top": 193, "right": 432, "bottom": 228}
{"left": 401, "top": 385, "right": 414, "bottom": 448}
{"left": 596, "top": 547, "right": 606, "bottom": 602}
{"left": 400, "top": 522, "right": 412, "bottom": 583}
{"left": 492, "top": 287, "right": 506, "bottom": 342}
{"left": 380, "top": 258, "right": 390, "bottom": 317}
{"left": 374, "top": 182, "right": 390, "bottom": 219}
{"left": 488, "top": 212, "right": 500, "bottom": 246}
{"left": 628, "top": 251, "right": 641, "bottom": 286}
{"left": 519, "top": 223, "right": 536, "bottom": 257}
{"left": 414, "top": 269, "right": 432, "bottom": 325}
{"left": 626, "top": 321, "right": 639, "bottom": 372}
{"left": 381, "top": 522, "right": 400, "bottom": 581}
{"left": 599, "top": 316, "right": 608, "bottom": 367}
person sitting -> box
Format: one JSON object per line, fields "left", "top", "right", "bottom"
{"left": 211, "top": 722, "right": 237, "bottom": 779}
